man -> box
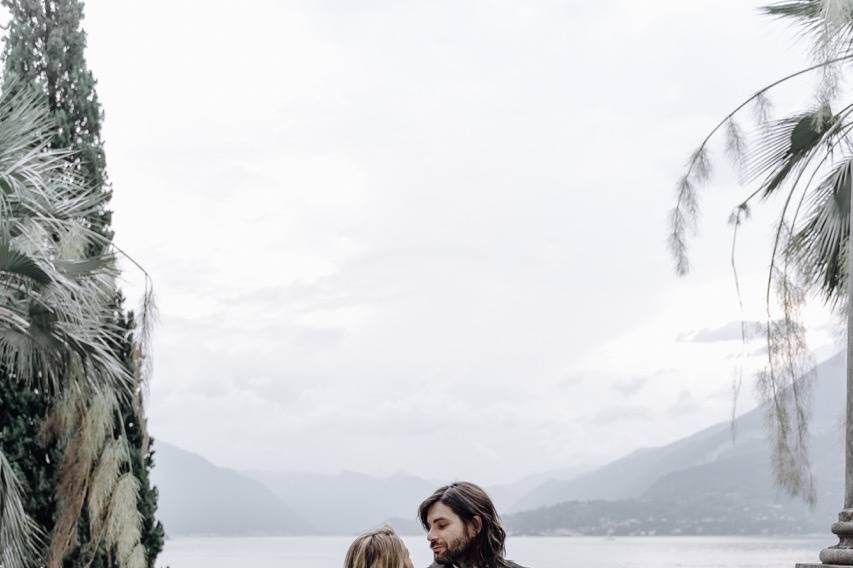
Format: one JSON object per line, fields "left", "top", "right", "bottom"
{"left": 418, "top": 481, "right": 529, "bottom": 568}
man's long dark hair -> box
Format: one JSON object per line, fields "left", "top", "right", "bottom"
{"left": 418, "top": 481, "right": 507, "bottom": 567}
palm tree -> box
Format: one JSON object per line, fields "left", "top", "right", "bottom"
{"left": 0, "top": 83, "right": 152, "bottom": 568}
{"left": 670, "top": 1, "right": 853, "bottom": 562}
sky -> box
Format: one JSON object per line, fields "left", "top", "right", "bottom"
{"left": 61, "top": 0, "right": 845, "bottom": 484}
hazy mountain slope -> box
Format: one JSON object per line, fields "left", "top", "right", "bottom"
{"left": 246, "top": 470, "right": 439, "bottom": 535}
{"left": 246, "top": 468, "right": 583, "bottom": 535}
{"left": 511, "top": 355, "right": 845, "bottom": 513}
{"left": 506, "top": 435, "right": 840, "bottom": 536}
{"left": 153, "top": 447, "right": 556, "bottom": 536}
{"left": 151, "top": 442, "right": 311, "bottom": 536}
{"left": 504, "top": 490, "right": 827, "bottom": 536}
{"left": 641, "top": 425, "right": 843, "bottom": 521}
{"left": 151, "top": 355, "right": 845, "bottom": 536}
{"left": 505, "top": 354, "right": 846, "bottom": 536}
{"left": 488, "top": 467, "right": 587, "bottom": 513}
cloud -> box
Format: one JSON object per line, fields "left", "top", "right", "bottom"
{"left": 557, "top": 372, "right": 585, "bottom": 388}
{"left": 88, "top": 0, "right": 838, "bottom": 484}
{"left": 612, "top": 376, "right": 649, "bottom": 397}
{"left": 592, "top": 406, "right": 653, "bottom": 424}
{"left": 724, "top": 344, "right": 769, "bottom": 359}
{"left": 678, "top": 320, "right": 764, "bottom": 343}
{"left": 668, "top": 390, "right": 700, "bottom": 417}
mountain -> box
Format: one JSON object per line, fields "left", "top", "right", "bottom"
{"left": 150, "top": 442, "right": 312, "bottom": 536}
{"left": 150, "top": 356, "right": 845, "bottom": 537}
{"left": 245, "top": 470, "right": 438, "bottom": 535}
{"left": 487, "top": 467, "right": 587, "bottom": 513}
{"left": 504, "top": 491, "right": 828, "bottom": 536}
{"left": 504, "top": 355, "right": 846, "bottom": 535}
{"left": 510, "top": 354, "right": 845, "bottom": 513}
{"left": 243, "top": 468, "right": 583, "bottom": 535}
{"left": 152, "top": 446, "right": 554, "bottom": 536}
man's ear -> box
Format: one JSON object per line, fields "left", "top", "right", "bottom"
{"left": 469, "top": 516, "right": 483, "bottom": 537}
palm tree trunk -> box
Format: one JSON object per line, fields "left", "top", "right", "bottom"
{"left": 847, "top": 179, "right": 853, "bottom": 512}
{"left": 810, "top": 181, "right": 853, "bottom": 566}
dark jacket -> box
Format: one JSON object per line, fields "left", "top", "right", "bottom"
{"left": 427, "top": 562, "right": 528, "bottom": 568}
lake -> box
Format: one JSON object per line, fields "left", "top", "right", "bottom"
{"left": 157, "top": 535, "right": 835, "bottom": 568}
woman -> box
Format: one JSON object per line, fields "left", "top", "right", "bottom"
{"left": 344, "top": 526, "right": 415, "bottom": 568}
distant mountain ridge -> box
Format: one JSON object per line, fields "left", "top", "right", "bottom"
{"left": 510, "top": 354, "right": 844, "bottom": 513}
{"left": 151, "top": 442, "right": 312, "bottom": 536}
{"left": 244, "top": 466, "right": 588, "bottom": 535}
{"left": 244, "top": 469, "right": 438, "bottom": 535}
{"left": 150, "top": 447, "right": 581, "bottom": 536}
{"left": 151, "top": 355, "right": 845, "bottom": 536}
{"left": 504, "top": 355, "right": 845, "bottom": 535}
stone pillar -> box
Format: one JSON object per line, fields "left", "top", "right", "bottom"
{"left": 795, "top": 509, "right": 853, "bottom": 565}
{"left": 815, "top": 511, "right": 853, "bottom": 565}
{"left": 799, "top": 182, "right": 853, "bottom": 567}
{"left": 796, "top": 510, "right": 853, "bottom": 565}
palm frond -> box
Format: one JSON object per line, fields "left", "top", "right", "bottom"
{"left": 123, "top": 544, "right": 146, "bottom": 568}
{"left": 87, "top": 437, "right": 130, "bottom": 549}
{"left": 788, "top": 157, "right": 851, "bottom": 303}
{"left": 0, "top": 80, "right": 155, "bottom": 568}
{"left": 0, "top": 239, "right": 50, "bottom": 286}
{"left": 669, "top": 176, "right": 695, "bottom": 275}
{"left": 764, "top": 1, "right": 853, "bottom": 59}
{"left": 745, "top": 105, "right": 844, "bottom": 197}
{"left": 765, "top": 1, "right": 853, "bottom": 102}
{"left": 726, "top": 119, "right": 748, "bottom": 168}
{"left": 104, "top": 473, "right": 142, "bottom": 568}
{"left": 669, "top": 55, "right": 853, "bottom": 275}
{"left": 672, "top": 0, "right": 853, "bottom": 509}
{"left": 757, "top": 266, "right": 816, "bottom": 504}
{"left": 0, "top": 450, "right": 44, "bottom": 568}
{"left": 47, "top": 390, "right": 117, "bottom": 568}
{"left": 754, "top": 91, "right": 774, "bottom": 126}
{"left": 0, "top": 85, "right": 132, "bottom": 399}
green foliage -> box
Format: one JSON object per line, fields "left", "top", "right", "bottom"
{"left": 0, "top": 383, "right": 51, "bottom": 568}
{"left": 0, "top": 1, "right": 163, "bottom": 567}
{"left": 789, "top": 158, "right": 851, "bottom": 305}
{"left": 2, "top": 0, "right": 111, "bottom": 244}
{"left": 505, "top": 496, "right": 825, "bottom": 536}
{"left": 668, "top": 3, "right": 853, "bottom": 503}
{"left": 101, "top": 304, "right": 164, "bottom": 568}
{"left": 0, "top": 85, "right": 124, "bottom": 568}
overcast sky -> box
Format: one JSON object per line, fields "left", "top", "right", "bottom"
{"left": 69, "top": 0, "right": 844, "bottom": 484}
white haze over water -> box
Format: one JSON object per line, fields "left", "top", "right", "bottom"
{"left": 159, "top": 536, "right": 833, "bottom": 568}
{"left": 64, "top": 0, "right": 844, "bottom": 482}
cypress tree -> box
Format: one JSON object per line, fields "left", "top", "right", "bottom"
{"left": 0, "top": 1, "right": 164, "bottom": 566}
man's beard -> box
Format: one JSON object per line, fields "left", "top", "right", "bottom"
{"left": 434, "top": 533, "right": 474, "bottom": 565}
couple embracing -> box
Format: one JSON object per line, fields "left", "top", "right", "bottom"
{"left": 344, "top": 481, "right": 529, "bottom": 568}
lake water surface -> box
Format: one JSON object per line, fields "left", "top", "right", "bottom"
{"left": 158, "top": 535, "right": 834, "bottom": 568}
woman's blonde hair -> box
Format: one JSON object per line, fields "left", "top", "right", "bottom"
{"left": 344, "top": 526, "right": 410, "bottom": 568}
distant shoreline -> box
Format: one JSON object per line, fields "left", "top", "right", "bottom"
{"left": 161, "top": 532, "right": 833, "bottom": 539}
